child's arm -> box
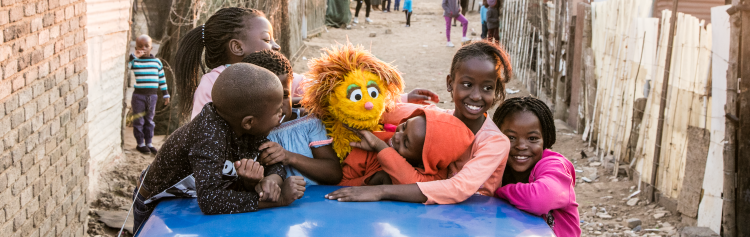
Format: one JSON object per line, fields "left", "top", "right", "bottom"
{"left": 157, "top": 61, "right": 170, "bottom": 104}
{"left": 338, "top": 149, "right": 383, "bottom": 186}
{"left": 258, "top": 142, "right": 343, "bottom": 185}
{"left": 495, "top": 159, "right": 573, "bottom": 216}
{"left": 377, "top": 148, "right": 447, "bottom": 184}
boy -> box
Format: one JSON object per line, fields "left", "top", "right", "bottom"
{"left": 132, "top": 63, "right": 306, "bottom": 232}
{"left": 338, "top": 108, "right": 475, "bottom": 186}
{"left": 129, "top": 34, "right": 169, "bottom": 154}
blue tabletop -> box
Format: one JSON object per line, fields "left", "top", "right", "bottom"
{"left": 137, "top": 185, "right": 555, "bottom": 237}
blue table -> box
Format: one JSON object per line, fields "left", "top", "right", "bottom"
{"left": 137, "top": 185, "right": 555, "bottom": 236}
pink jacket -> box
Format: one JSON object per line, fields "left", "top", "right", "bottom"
{"left": 191, "top": 65, "right": 228, "bottom": 119}
{"left": 495, "top": 150, "right": 581, "bottom": 237}
{"left": 381, "top": 103, "right": 510, "bottom": 204}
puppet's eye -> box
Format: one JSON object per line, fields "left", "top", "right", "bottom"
{"left": 367, "top": 87, "right": 379, "bottom": 99}
{"left": 349, "top": 89, "right": 363, "bottom": 102}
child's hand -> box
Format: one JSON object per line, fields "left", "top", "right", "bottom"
{"left": 163, "top": 97, "right": 170, "bottom": 105}
{"left": 367, "top": 171, "right": 392, "bottom": 185}
{"left": 254, "top": 176, "right": 281, "bottom": 202}
{"left": 134, "top": 49, "right": 146, "bottom": 58}
{"left": 349, "top": 130, "right": 389, "bottom": 152}
{"left": 406, "top": 88, "right": 440, "bottom": 105}
{"left": 234, "top": 159, "right": 264, "bottom": 187}
{"left": 258, "top": 141, "right": 293, "bottom": 166}
{"left": 325, "top": 186, "right": 385, "bottom": 202}
{"left": 280, "top": 176, "right": 306, "bottom": 206}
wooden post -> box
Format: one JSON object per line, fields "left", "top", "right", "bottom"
{"left": 551, "top": 0, "right": 567, "bottom": 109}
{"left": 650, "top": 0, "right": 679, "bottom": 203}
{"left": 732, "top": 0, "right": 749, "bottom": 234}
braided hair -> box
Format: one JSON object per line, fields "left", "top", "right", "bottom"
{"left": 492, "top": 96, "right": 556, "bottom": 149}
{"left": 174, "top": 7, "right": 265, "bottom": 117}
{"left": 241, "top": 49, "right": 292, "bottom": 80}
{"left": 449, "top": 40, "right": 513, "bottom": 106}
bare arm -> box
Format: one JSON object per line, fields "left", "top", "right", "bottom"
{"left": 287, "top": 145, "right": 343, "bottom": 184}
{"left": 325, "top": 183, "right": 428, "bottom": 203}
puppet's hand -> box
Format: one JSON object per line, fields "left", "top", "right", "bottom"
{"left": 407, "top": 88, "right": 440, "bottom": 104}
{"left": 350, "top": 130, "right": 389, "bottom": 152}
{"left": 325, "top": 186, "right": 385, "bottom": 202}
{"left": 367, "top": 171, "right": 393, "bottom": 185}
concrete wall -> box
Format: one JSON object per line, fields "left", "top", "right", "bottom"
{"left": 0, "top": 0, "right": 91, "bottom": 236}
{"left": 84, "top": 0, "right": 130, "bottom": 199}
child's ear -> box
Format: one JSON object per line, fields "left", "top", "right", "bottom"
{"left": 446, "top": 75, "right": 453, "bottom": 92}
{"left": 228, "top": 39, "right": 245, "bottom": 57}
{"left": 241, "top": 115, "right": 254, "bottom": 131}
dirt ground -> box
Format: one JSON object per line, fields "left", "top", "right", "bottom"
{"left": 88, "top": 0, "right": 682, "bottom": 236}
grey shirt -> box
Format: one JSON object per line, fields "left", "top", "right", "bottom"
{"left": 443, "top": 0, "right": 461, "bottom": 17}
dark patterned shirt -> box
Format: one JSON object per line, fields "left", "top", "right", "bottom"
{"left": 141, "top": 103, "right": 286, "bottom": 214}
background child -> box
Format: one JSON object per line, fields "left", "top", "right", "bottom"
{"left": 403, "top": 0, "right": 413, "bottom": 27}
{"left": 443, "top": 0, "right": 470, "bottom": 47}
{"left": 326, "top": 41, "right": 513, "bottom": 204}
{"left": 340, "top": 108, "right": 475, "bottom": 186}
{"left": 241, "top": 50, "right": 342, "bottom": 186}
{"left": 492, "top": 96, "right": 581, "bottom": 237}
{"left": 128, "top": 34, "right": 170, "bottom": 154}
{"left": 353, "top": 0, "right": 373, "bottom": 24}
{"left": 394, "top": 0, "right": 401, "bottom": 11}
{"left": 486, "top": 0, "right": 500, "bottom": 44}
{"left": 480, "top": 1, "right": 488, "bottom": 39}
{"left": 131, "top": 63, "right": 305, "bottom": 232}
{"left": 171, "top": 7, "right": 281, "bottom": 119}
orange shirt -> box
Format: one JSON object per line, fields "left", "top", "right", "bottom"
{"left": 381, "top": 103, "right": 510, "bottom": 204}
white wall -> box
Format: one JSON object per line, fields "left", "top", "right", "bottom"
{"left": 85, "top": 0, "right": 132, "bottom": 198}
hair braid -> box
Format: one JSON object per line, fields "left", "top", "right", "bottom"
{"left": 174, "top": 7, "right": 265, "bottom": 117}
{"left": 492, "top": 96, "right": 556, "bottom": 149}
{"left": 449, "top": 40, "right": 513, "bottom": 106}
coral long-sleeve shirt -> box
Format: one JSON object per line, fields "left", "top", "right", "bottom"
{"left": 381, "top": 103, "right": 510, "bottom": 204}
{"left": 495, "top": 150, "right": 581, "bottom": 237}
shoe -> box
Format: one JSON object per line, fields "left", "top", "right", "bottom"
{"left": 136, "top": 146, "right": 150, "bottom": 154}
{"left": 148, "top": 146, "right": 158, "bottom": 154}
{"left": 404, "top": 24, "right": 410, "bottom": 27}
{"left": 446, "top": 41, "right": 455, "bottom": 47}
{"left": 366, "top": 18, "right": 373, "bottom": 23}
{"left": 353, "top": 18, "right": 359, "bottom": 24}
{"left": 462, "top": 37, "right": 471, "bottom": 43}
{"left": 452, "top": 23, "right": 457, "bottom": 27}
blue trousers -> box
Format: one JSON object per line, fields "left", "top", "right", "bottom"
{"left": 394, "top": 0, "right": 400, "bottom": 11}
{"left": 131, "top": 93, "right": 158, "bottom": 145}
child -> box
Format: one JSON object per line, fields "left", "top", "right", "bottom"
{"left": 403, "top": 0, "right": 413, "bottom": 27}
{"left": 131, "top": 63, "right": 305, "bottom": 232}
{"left": 492, "top": 97, "right": 581, "bottom": 237}
{"left": 339, "top": 108, "right": 475, "bottom": 186}
{"left": 486, "top": 0, "right": 501, "bottom": 44}
{"left": 172, "top": 7, "right": 281, "bottom": 119}
{"left": 128, "top": 34, "right": 170, "bottom": 154}
{"left": 326, "top": 41, "right": 513, "bottom": 204}
{"left": 353, "top": 0, "right": 373, "bottom": 24}
{"left": 480, "top": 1, "right": 488, "bottom": 39}
{"left": 443, "top": 0, "right": 470, "bottom": 47}
{"left": 240, "top": 50, "right": 342, "bottom": 186}
{"left": 394, "top": 0, "right": 401, "bottom": 11}
{"left": 383, "top": 0, "right": 391, "bottom": 12}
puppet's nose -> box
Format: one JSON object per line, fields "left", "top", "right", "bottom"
{"left": 364, "top": 102, "right": 374, "bottom": 110}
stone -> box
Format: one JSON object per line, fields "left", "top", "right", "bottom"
{"left": 627, "top": 198, "right": 639, "bottom": 206}
{"left": 633, "top": 225, "right": 642, "bottom": 232}
{"left": 679, "top": 227, "right": 719, "bottom": 237}
{"left": 582, "top": 177, "right": 593, "bottom": 183}
{"left": 95, "top": 210, "right": 133, "bottom": 234}
{"left": 589, "top": 162, "right": 602, "bottom": 167}
{"left": 594, "top": 231, "right": 602, "bottom": 235}
{"left": 385, "top": 29, "right": 392, "bottom": 34}
{"left": 597, "top": 213, "right": 613, "bottom": 219}
{"left": 653, "top": 212, "right": 665, "bottom": 219}
{"left": 625, "top": 218, "right": 642, "bottom": 229}
{"left": 583, "top": 167, "right": 599, "bottom": 180}
{"left": 369, "top": 32, "right": 376, "bottom": 37}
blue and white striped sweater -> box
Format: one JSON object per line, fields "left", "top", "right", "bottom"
{"left": 129, "top": 56, "right": 170, "bottom": 98}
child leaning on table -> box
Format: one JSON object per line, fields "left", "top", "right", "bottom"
{"left": 131, "top": 63, "right": 305, "bottom": 233}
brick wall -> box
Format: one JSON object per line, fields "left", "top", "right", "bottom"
{"left": 0, "top": 0, "right": 90, "bottom": 236}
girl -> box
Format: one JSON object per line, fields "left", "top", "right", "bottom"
{"left": 173, "top": 7, "right": 281, "bottom": 119}
{"left": 492, "top": 97, "right": 581, "bottom": 237}
{"left": 353, "top": 0, "right": 374, "bottom": 24}
{"left": 443, "top": 0, "right": 470, "bottom": 47}
{"left": 486, "top": 0, "right": 501, "bottom": 44}
{"left": 326, "top": 41, "right": 513, "bottom": 204}
{"left": 403, "top": 0, "right": 413, "bottom": 27}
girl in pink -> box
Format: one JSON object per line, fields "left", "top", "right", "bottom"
{"left": 492, "top": 97, "right": 581, "bottom": 237}
{"left": 326, "top": 41, "right": 513, "bottom": 204}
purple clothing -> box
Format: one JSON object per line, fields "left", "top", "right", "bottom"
{"left": 496, "top": 150, "right": 581, "bottom": 237}
{"left": 445, "top": 15, "right": 468, "bottom": 41}
{"left": 131, "top": 93, "right": 158, "bottom": 145}
{"left": 442, "top": 0, "right": 461, "bottom": 17}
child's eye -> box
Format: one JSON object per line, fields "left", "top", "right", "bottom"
{"left": 507, "top": 136, "right": 515, "bottom": 140}
{"left": 529, "top": 137, "right": 540, "bottom": 142}
{"left": 483, "top": 86, "right": 493, "bottom": 91}
{"left": 462, "top": 82, "right": 471, "bottom": 87}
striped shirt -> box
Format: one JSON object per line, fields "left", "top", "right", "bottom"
{"left": 129, "top": 56, "right": 170, "bottom": 98}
